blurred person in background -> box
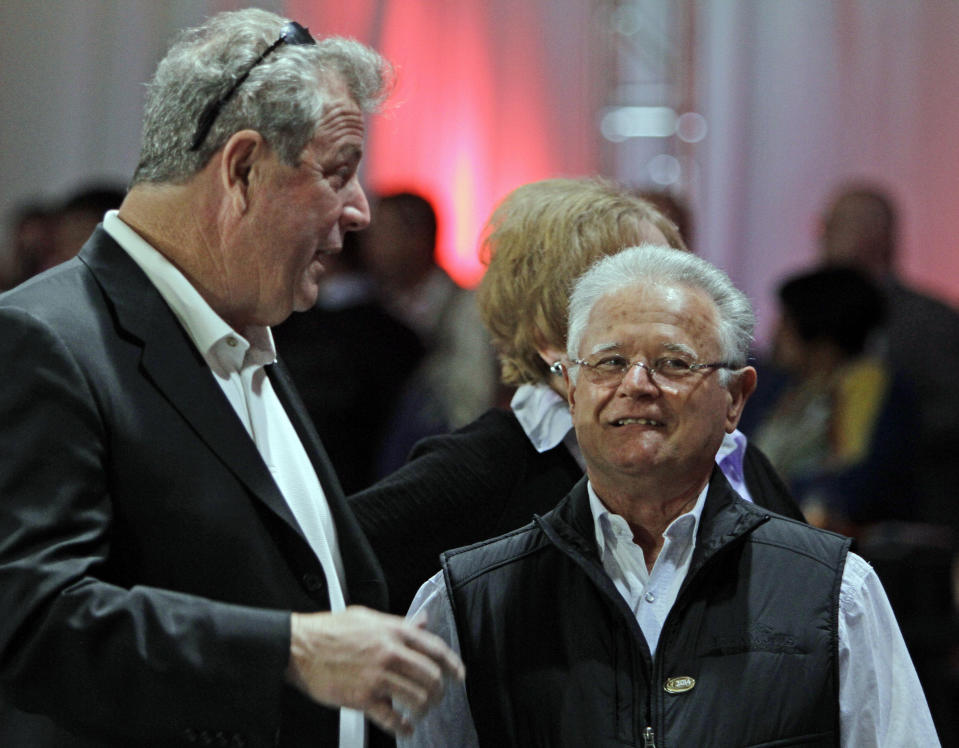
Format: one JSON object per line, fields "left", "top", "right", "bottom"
{"left": 818, "top": 182, "right": 959, "bottom": 744}
{"left": 351, "top": 177, "right": 803, "bottom": 615}
{"left": 44, "top": 183, "right": 127, "bottom": 271}
{"left": 358, "top": 191, "right": 500, "bottom": 475}
{"left": 273, "top": 232, "right": 425, "bottom": 493}
{"left": 1, "top": 184, "right": 126, "bottom": 290}
{"left": 819, "top": 183, "right": 959, "bottom": 533}
{"left": 1, "top": 201, "right": 57, "bottom": 290}
{"left": 751, "top": 265, "right": 918, "bottom": 534}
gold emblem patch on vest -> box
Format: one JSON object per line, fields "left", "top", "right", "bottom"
{"left": 664, "top": 676, "right": 696, "bottom": 694}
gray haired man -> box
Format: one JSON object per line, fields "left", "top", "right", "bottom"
{"left": 402, "top": 244, "right": 937, "bottom": 746}
{"left": 0, "top": 9, "right": 461, "bottom": 747}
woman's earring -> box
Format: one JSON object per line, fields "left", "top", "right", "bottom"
{"left": 549, "top": 361, "right": 564, "bottom": 375}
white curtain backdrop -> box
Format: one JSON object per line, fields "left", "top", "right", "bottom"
{"left": 693, "top": 0, "right": 959, "bottom": 343}
{"left": 285, "top": 0, "right": 603, "bottom": 286}
{"left": 0, "top": 2, "right": 207, "bottom": 227}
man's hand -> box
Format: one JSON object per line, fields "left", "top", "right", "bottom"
{"left": 285, "top": 606, "right": 464, "bottom": 736}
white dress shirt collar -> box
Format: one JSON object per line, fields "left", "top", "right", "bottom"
{"left": 587, "top": 479, "right": 707, "bottom": 567}
{"left": 587, "top": 479, "right": 708, "bottom": 655}
{"left": 510, "top": 382, "right": 571, "bottom": 452}
{"left": 511, "top": 382, "right": 586, "bottom": 470}
{"left": 715, "top": 428, "right": 752, "bottom": 502}
{"left": 102, "top": 210, "right": 276, "bottom": 373}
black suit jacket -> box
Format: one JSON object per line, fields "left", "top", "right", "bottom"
{"left": 0, "top": 229, "right": 388, "bottom": 746}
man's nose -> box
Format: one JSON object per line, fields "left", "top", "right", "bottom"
{"left": 342, "top": 181, "right": 371, "bottom": 232}
{"left": 620, "top": 361, "right": 661, "bottom": 393}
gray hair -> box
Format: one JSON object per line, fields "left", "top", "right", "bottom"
{"left": 132, "top": 8, "right": 392, "bottom": 185}
{"left": 566, "top": 244, "right": 755, "bottom": 386}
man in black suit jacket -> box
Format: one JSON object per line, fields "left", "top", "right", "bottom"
{"left": 0, "top": 9, "right": 461, "bottom": 747}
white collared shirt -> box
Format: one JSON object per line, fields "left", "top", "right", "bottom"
{"left": 103, "top": 211, "right": 364, "bottom": 748}
{"left": 510, "top": 382, "right": 586, "bottom": 469}
{"left": 589, "top": 481, "right": 706, "bottom": 655}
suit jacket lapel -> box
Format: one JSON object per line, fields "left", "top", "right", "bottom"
{"left": 80, "top": 229, "right": 387, "bottom": 611}
{"left": 268, "top": 360, "right": 388, "bottom": 610}
{"left": 78, "top": 229, "right": 308, "bottom": 544}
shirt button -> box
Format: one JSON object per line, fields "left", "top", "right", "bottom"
{"left": 644, "top": 591, "right": 656, "bottom": 603}
{"left": 302, "top": 573, "right": 326, "bottom": 593}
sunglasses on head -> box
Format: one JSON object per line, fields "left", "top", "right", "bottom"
{"left": 189, "top": 21, "right": 316, "bottom": 152}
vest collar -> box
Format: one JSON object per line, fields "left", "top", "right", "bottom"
{"left": 542, "top": 468, "right": 770, "bottom": 573}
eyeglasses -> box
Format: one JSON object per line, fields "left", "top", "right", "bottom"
{"left": 189, "top": 20, "right": 317, "bottom": 152}
{"left": 570, "top": 354, "right": 731, "bottom": 389}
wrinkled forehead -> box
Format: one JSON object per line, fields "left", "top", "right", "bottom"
{"left": 583, "top": 282, "right": 721, "bottom": 353}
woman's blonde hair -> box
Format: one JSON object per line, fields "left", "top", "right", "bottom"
{"left": 477, "top": 177, "right": 686, "bottom": 387}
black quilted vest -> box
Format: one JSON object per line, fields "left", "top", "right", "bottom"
{"left": 443, "top": 472, "right": 850, "bottom": 748}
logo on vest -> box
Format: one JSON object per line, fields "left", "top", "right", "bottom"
{"left": 664, "top": 676, "right": 696, "bottom": 694}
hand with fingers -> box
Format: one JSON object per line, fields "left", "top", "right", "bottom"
{"left": 285, "top": 606, "right": 465, "bottom": 736}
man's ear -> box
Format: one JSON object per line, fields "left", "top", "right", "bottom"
{"left": 564, "top": 366, "right": 577, "bottom": 412}
{"left": 725, "top": 366, "right": 757, "bottom": 433}
{"left": 219, "top": 129, "right": 266, "bottom": 214}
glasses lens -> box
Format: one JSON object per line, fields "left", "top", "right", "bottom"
{"left": 579, "top": 356, "right": 630, "bottom": 386}
{"left": 586, "top": 367, "right": 619, "bottom": 386}
{"left": 578, "top": 356, "right": 724, "bottom": 387}
{"left": 653, "top": 358, "right": 694, "bottom": 380}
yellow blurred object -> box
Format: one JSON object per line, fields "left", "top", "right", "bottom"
{"left": 831, "top": 357, "right": 889, "bottom": 465}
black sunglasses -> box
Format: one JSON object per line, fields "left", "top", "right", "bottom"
{"left": 189, "top": 21, "right": 317, "bottom": 152}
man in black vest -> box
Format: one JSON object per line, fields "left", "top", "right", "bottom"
{"left": 401, "top": 245, "right": 937, "bottom": 746}
{"left": 0, "top": 9, "right": 461, "bottom": 746}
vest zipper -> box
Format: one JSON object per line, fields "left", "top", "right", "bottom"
{"left": 643, "top": 725, "right": 656, "bottom": 747}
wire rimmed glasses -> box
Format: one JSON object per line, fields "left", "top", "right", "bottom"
{"left": 570, "top": 353, "right": 731, "bottom": 389}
